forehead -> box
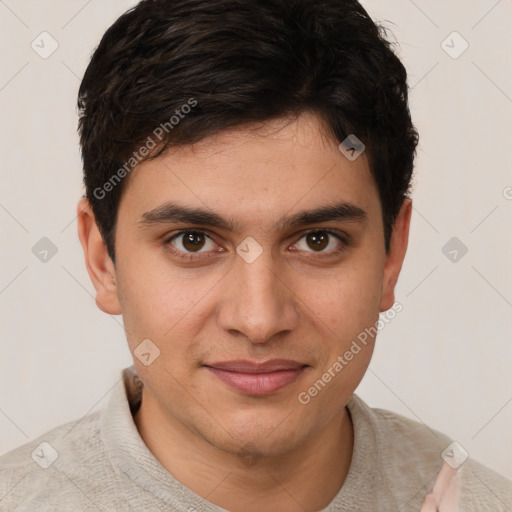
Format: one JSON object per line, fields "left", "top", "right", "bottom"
{"left": 117, "top": 113, "right": 381, "bottom": 232}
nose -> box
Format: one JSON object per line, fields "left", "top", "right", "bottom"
{"left": 217, "top": 251, "right": 299, "bottom": 344}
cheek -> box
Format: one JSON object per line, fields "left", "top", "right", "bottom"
{"left": 294, "top": 260, "right": 383, "bottom": 339}
{"left": 115, "top": 257, "right": 205, "bottom": 345}
{"left": 117, "top": 260, "right": 226, "bottom": 377}
{"left": 295, "top": 273, "right": 380, "bottom": 417}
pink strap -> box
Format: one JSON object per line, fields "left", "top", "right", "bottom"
{"left": 420, "top": 462, "right": 461, "bottom": 512}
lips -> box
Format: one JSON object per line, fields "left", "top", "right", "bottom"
{"left": 204, "top": 359, "right": 308, "bottom": 396}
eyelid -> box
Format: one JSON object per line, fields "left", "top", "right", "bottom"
{"left": 165, "top": 227, "right": 349, "bottom": 260}
{"left": 290, "top": 229, "right": 349, "bottom": 253}
{"left": 165, "top": 228, "right": 218, "bottom": 250}
{"left": 165, "top": 229, "right": 229, "bottom": 263}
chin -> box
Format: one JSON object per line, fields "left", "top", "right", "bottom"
{"left": 210, "top": 415, "right": 306, "bottom": 459}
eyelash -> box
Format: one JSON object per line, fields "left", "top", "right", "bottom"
{"left": 164, "top": 229, "right": 350, "bottom": 261}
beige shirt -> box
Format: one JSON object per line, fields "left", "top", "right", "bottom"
{"left": 1, "top": 366, "right": 510, "bottom": 511}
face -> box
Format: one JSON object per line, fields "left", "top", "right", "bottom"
{"left": 79, "top": 112, "right": 410, "bottom": 458}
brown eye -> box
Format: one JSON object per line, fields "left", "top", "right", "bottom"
{"left": 306, "top": 231, "right": 329, "bottom": 251}
{"left": 168, "top": 230, "right": 216, "bottom": 254}
{"left": 182, "top": 231, "right": 206, "bottom": 252}
{"left": 293, "top": 229, "right": 346, "bottom": 254}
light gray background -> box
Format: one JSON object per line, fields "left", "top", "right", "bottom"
{"left": 1, "top": 0, "right": 511, "bottom": 480}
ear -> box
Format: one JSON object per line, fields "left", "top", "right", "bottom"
{"left": 379, "top": 198, "right": 412, "bottom": 312}
{"left": 77, "top": 197, "right": 122, "bottom": 315}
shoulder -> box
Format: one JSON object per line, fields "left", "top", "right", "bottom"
{"left": 348, "top": 395, "right": 512, "bottom": 510}
{"left": 0, "top": 409, "right": 115, "bottom": 511}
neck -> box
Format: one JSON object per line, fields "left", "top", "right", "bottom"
{"left": 134, "top": 387, "right": 354, "bottom": 512}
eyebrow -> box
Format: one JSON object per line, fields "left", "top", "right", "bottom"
{"left": 138, "top": 200, "right": 367, "bottom": 232}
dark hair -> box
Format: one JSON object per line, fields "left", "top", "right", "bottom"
{"left": 78, "top": 0, "right": 418, "bottom": 264}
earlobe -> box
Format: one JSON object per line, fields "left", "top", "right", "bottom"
{"left": 76, "top": 198, "right": 122, "bottom": 315}
{"left": 379, "top": 198, "right": 412, "bottom": 312}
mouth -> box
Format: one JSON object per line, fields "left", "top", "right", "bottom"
{"left": 203, "top": 359, "right": 309, "bottom": 396}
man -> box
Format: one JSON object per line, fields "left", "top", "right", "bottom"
{"left": 1, "top": 0, "right": 510, "bottom": 510}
